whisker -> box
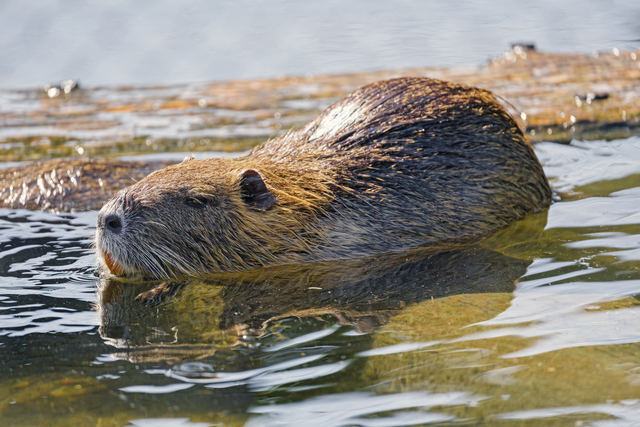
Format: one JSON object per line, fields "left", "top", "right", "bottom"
{"left": 143, "top": 221, "right": 169, "bottom": 229}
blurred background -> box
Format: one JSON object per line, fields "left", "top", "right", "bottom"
{"left": 1, "top": 0, "right": 639, "bottom": 89}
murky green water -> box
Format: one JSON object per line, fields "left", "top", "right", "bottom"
{"left": 3, "top": 137, "right": 640, "bottom": 426}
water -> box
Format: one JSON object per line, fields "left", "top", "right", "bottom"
{"left": 2, "top": 2, "right": 640, "bottom": 424}
{"left": 1, "top": 0, "right": 639, "bottom": 89}
{"left": 3, "top": 137, "right": 640, "bottom": 426}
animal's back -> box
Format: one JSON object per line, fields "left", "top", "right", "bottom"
{"left": 247, "top": 78, "right": 551, "bottom": 258}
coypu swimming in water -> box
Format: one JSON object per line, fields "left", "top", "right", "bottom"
{"left": 96, "top": 77, "right": 552, "bottom": 279}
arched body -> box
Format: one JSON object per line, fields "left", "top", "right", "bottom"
{"left": 96, "top": 78, "right": 551, "bottom": 278}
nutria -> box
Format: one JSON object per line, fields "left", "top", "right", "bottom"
{"left": 96, "top": 77, "right": 552, "bottom": 279}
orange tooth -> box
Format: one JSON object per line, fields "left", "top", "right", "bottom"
{"left": 104, "top": 251, "right": 123, "bottom": 276}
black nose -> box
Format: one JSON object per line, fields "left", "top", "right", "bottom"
{"left": 103, "top": 214, "right": 123, "bottom": 234}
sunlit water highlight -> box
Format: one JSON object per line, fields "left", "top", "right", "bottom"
{"left": 1, "top": 0, "right": 639, "bottom": 88}
{"left": 2, "top": 138, "right": 640, "bottom": 425}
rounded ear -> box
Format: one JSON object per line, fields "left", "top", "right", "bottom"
{"left": 239, "top": 170, "right": 277, "bottom": 211}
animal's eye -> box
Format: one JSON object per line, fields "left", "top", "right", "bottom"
{"left": 185, "top": 196, "right": 207, "bottom": 208}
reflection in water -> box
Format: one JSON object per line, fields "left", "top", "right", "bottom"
{"left": 97, "top": 246, "right": 530, "bottom": 351}
{"left": 93, "top": 244, "right": 528, "bottom": 425}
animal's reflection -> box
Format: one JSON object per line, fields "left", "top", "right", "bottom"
{"left": 97, "top": 245, "right": 530, "bottom": 352}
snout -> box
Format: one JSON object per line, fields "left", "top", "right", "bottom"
{"left": 96, "top": 203, "right": 126, "bottom": 276}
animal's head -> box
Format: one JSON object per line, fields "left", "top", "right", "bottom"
{"left": 95, "top": 157, "right": 278, "bottom": 279}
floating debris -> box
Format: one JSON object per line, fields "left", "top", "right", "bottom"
{"left": 3, "top": 50, "right": 640, "bottom": 163}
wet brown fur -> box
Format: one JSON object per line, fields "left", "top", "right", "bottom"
{"left": 96, "top": 77, "right": 551, "bottom": 278}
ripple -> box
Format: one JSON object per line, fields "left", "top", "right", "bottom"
{"left": 496, "top": 401, "right": 640, "bottom": 425}
{"left": 246, "top": 391, "right": 482, "bottom": 427}
{"left": 537, "top": 137, "right": 640, "bottom": 193}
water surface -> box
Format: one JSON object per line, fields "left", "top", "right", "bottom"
{"left": 3, "top": 137, "right": 640, "bottom": 425}
{"left": 1, "top": 0, "right": 639, "bottom": 88}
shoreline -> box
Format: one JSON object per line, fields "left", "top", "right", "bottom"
{"left": 2, "top": 48, "right": 639, "bottom": 162}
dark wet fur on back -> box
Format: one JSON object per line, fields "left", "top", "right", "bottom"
{"left": 249, "top": 78, "right": 551, "bottom": 252}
